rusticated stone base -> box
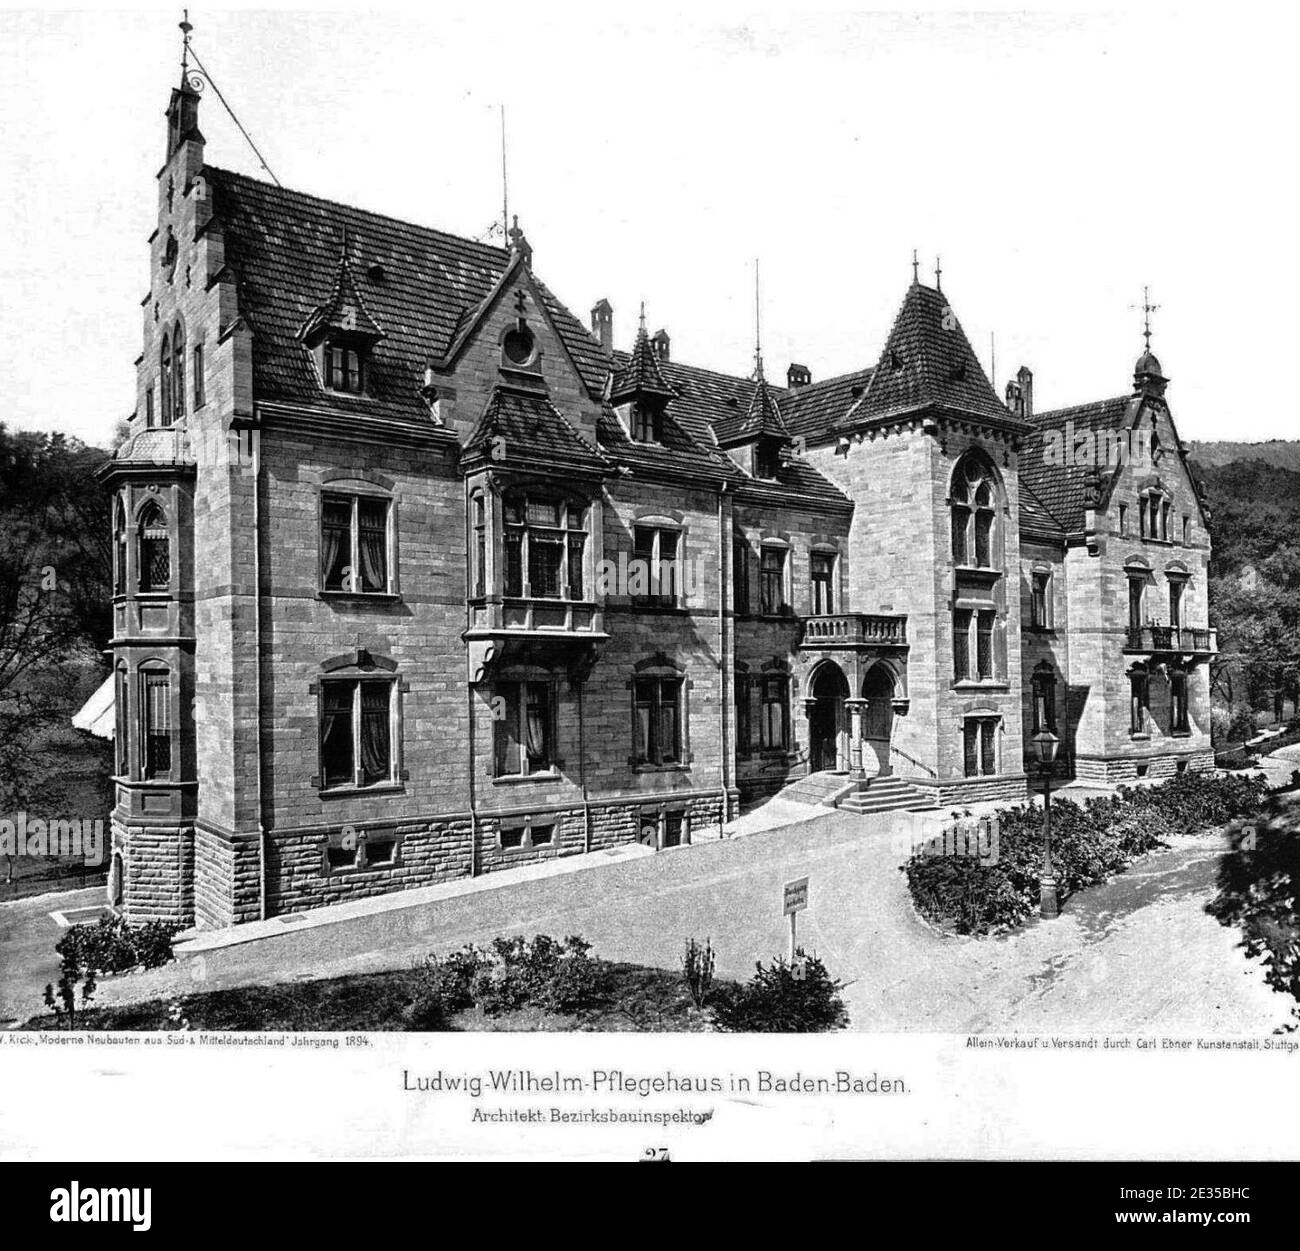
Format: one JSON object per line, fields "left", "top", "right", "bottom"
{"left": 111, "top": 816, "right": 194, "bottom": 926}
{"left": 1074, "top": 749, "right": 1215, "bottom": 785}
{"left": 184, "top": 792, "right": 728, "bottom": 928}
{"left": 912, "top": 773, "right": 1030, "bottom": 808}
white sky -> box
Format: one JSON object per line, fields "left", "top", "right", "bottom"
{"left": 1, "top": 2, "right": 1295, "bottom": 447}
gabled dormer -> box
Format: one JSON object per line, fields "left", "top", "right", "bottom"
{"left": 300, "top": 245, "right": 386, "bottom": 396}
{"left": 610, "top": 307, "right": 676, "bottom": 443}
{"left": 715, "top": 369, "right": 791, "bottom": 481}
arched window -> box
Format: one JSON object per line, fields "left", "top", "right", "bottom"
{"left": 159, "top": 334, "right": 173, "bottom": 428}
{"left": 172, "top": 322, "right": 186, "bottom": 422}
{"left": 113, "top": 498, "right": 127, "bottom": 595}
{"left": 137, "top": 502, "right": 170, "bottom": 592}
{"left": 951, "top": 455, "right": 999, "bottom": 568}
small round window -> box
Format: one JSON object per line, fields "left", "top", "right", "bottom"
{"left": 502, "top": 326, "right": 536, "bottom": 366}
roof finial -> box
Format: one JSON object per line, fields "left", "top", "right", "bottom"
{"left": 1132, "top": 284, "right": 1160, "bottom": 352}
{"left": 911, "top": 248, "right": 919, "bottom": 285}
{"left": 753, "top": 258, "right": 764, "bottom": 380}
{"left": 934, "top": 254, "right": 942, "bottom": 292}
{"left": 179, "top": 9, "right": 193, "bottom": 79}
{"left": 638, "top": 301, "right": 647, "bottom": 334}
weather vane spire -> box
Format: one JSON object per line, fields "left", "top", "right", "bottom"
{"left": 753, "top": 258, "right": 764, "bottom": 379}
{"left": 934, "top": 254, "right": 943, "bottom": 292}
{"left": 1135, "top": 284, "right": 1160, "bottom": 352}
{"left": 180, "top": 9, "right": 193, "bottom": 78}
{"left": 912, "top": 248, "right": 919, "bottom": 284}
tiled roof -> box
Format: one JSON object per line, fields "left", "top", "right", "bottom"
{"left": 465, "top": 387, "right": 610, "bottom": 474}
{"left": 838, "top": 282, "right": 1015, "bottom": 430}
{"left": 1018, "top": 479, "right": 1066, "bottom": 540}
{"left": 1020, "top": 395, "right": 1136, "bottom": 534}
{"left": 602, "top": 351, "right": 850, "bottom": 507}
{"left": 780, "top": 367, "right": 875, "bottom": 440}
{"left": 206, "top": 167, "right": 607, "bottom": 420}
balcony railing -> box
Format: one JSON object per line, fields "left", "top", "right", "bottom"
{"left": 467, "top": 596, "right": 603, "bottom": 636}
{"left": 1124, "top": 625, "right": 1217, "bottom": 655}
{"left": 800, "top": 613, "right": 908, "bottom": 648}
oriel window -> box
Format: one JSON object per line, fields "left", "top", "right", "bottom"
{"left": 504, "top": 493, "right": 587, "bottom": 601}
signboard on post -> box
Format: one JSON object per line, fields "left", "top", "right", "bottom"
{"left": 783, "top": 876, "right": 809, "bottom": 960}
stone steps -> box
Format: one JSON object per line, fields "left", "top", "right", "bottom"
{"left": 777, "top": 771, "right": 860, "bottom": 808}
{"left": 837, "top": 776, "right": 935, "bottom": 815}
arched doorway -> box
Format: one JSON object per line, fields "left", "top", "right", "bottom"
{"left": 809, "top": 663, "right": 849, "bottom": 773}
{"left": 862, "top": 664, "right": 895, "bottom": 776}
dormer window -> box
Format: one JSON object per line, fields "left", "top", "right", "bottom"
{"left": 755, "top": 441, "right": 781, "bottom": 480}
{"left": 323, "top": 341, "right": 363, "bottom": 393}
{"left": 632, "top": 401, "right": 663, "bottom": 444}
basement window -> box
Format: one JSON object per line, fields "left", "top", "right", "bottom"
{"left": 498, "top": 816, "right": 555, "bottom": 851}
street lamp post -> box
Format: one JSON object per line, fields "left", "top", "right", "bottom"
{"left": 1033, "top": 730, "right": 1061, "bottom": 919}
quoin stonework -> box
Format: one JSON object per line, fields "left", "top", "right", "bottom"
{"left": 99, "top": 66, "right": 1216, "bottom": 928}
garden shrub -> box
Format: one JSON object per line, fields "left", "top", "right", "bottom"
{"left": 55, "top": 914, "right": 180, "bottom": 978}
{"left": 415, "top": 934, "right": 601, "bottom": 1019}
{"left": 904, "top": 772, "right": 1271, "bottom": 937}
{"left": 711, "top": 951, "right": 848, "bottom": 1032}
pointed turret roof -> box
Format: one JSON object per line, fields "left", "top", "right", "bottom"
{"left": 301, "top": 245, "right": 386, "bottom": 344}
{"left": 837, "top": 281, "right": 1015, "bottom": 430}
{"left": 713, "top": 371, "right": 790, "bottom": 447}
{"left": 610, "top": 310, "right": 675, "bottom": 404}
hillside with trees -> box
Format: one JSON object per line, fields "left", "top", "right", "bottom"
{"left": 1188, "top": 445, "right": 1300, "bottom": 740}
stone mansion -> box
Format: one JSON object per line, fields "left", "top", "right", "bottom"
{"left": 102, "top": 71, "right": 1216, "bottom": 927}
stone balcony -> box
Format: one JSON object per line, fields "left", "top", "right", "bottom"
{"left": 800, "top": 612, "right": 908, "bottom": 650}
{"left": 1123, "top": 625, "right": 1217, "bottom": 656}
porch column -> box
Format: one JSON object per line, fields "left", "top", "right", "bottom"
{"left": 845, "top": 698, "right": 867, "bottom": 779}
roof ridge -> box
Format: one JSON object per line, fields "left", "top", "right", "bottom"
{"left": 1032, "top": 395, "right": 1133, "bottom": 423}
{"left": 207, "top": 164, "right": 510, "bottom": 264}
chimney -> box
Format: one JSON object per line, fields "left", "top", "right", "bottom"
{"left": 1005, "top": 380, "right": 1022, "bottom": 417}
{"left": 787, "top": 363, "right": 811, "bottom": 389}
{"left": 651, "top": 328, "right": 670, "bottom": 362}
{"left": 1016, "top": 365, "right": 1033, "bottom": 419}
{"left": 591, "top": 298, "right": 613, "bottom": 352}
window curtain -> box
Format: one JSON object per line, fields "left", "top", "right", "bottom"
{"left": 321, "top": 497, "right": 351, "bottom": 589}
{"left": 322, "top": 685, "right": 353, "bottom": 785}
{"left": 358, "top": 500, "right": 388, "bottom": 592}
{"left": 524, "top": 684, "right": 549, "bottom": 767}
{"left": 360, "top": 682, "right": 390, "bottom": 783}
